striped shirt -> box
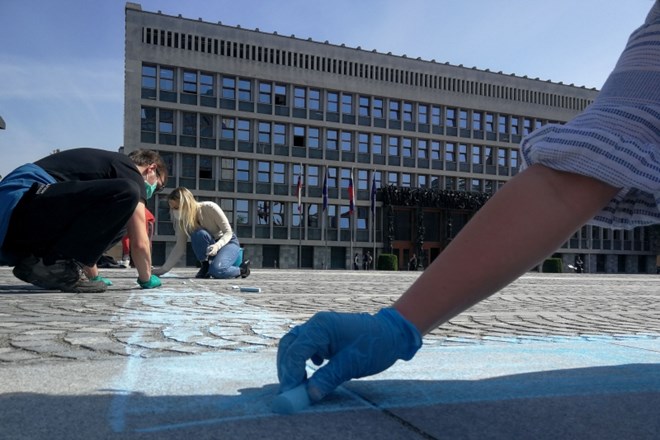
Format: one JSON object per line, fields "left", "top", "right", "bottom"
{"left": 521, "top": 1, "right": 660, "bottom": 229}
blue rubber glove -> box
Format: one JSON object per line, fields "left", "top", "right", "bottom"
{"left": 137, "top": 274, "right": 161, "bottom": 289}
{"left": 276, "top": 307, "right": 422, "bottom": 402}
{"left": 90, "top": 275, "right": 113, "bottom": 286}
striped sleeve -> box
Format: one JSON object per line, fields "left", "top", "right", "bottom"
{"left": 521, "top": 1, "right": 660, "bottom": 229}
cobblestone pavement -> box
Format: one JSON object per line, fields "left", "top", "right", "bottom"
{"left": 0, "top": 267, "right": 658, "bottom": 364}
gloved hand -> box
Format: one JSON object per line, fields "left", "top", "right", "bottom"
{"left": 206, "top": 243, "right": 221, "bottom": 258}
{"left": 276, "top": 307, "right": 422, "bottom": 402}
{"left": 137, "top": 274, "right": 161, "bottom": 289}
{"left": 90, "top": 275, "right": 113, "bottom": 286}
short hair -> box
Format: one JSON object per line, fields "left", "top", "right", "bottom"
{"left": 128, "top": 149, "right": 168, "bottom": 186}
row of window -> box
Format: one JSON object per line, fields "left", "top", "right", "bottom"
{"left": 157, "top": 197, "right": 373, "bottom": 232}
{"left": 140, "top": 26, "right": 594, "bottom": 111}
{"left": 142, "top": 64, "right": 554, "bottom": 137}
{"left": 574, "top": 225, "right": 647, "bottom": 242}
{"left": 157, "top": 152, "right": 508, "bottom": 197}
{"left": 142, "top": 108, "right": 520, "bottom": 168}
{"left": 153, "top": 194, "right": 651, "bottom": 253}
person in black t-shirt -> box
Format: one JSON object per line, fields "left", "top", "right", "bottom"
{"left": 0, "top": 148, "right": 167, "bottom": 292}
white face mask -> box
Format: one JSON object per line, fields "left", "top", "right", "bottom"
{"left": 170, "top": 210, "right": 180, "bottom": 222}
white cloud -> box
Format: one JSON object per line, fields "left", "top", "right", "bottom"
{"left": 0, "top": 55, "right": 123, "bottom": 102}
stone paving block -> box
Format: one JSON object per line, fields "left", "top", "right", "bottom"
{"left": 0, "top": 349, "right": 42, "bottom": 362}
{"left": 2, "top": 269, "right": 659, "bottom": 362}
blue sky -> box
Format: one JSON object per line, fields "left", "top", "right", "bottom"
{"left": 0, "top": 0, "right": 654, "bottom": 178}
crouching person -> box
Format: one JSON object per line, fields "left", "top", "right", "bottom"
{"left": 153, "top": 187, "right": 250, "bottom": 279}
{"left": 0, "top": 148, "right": 166, "bottom": 292}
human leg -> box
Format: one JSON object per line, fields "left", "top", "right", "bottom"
{"left": 190, "top": 229, "right": 214, "bottom": 278}
{"left": 207, "top": 235, "right": 241, "bottom": 279}
{"left": 120, "top": 235, "right": 131, "bottom": 268}
{"left": 190, "top": 228, "right": 214, "bottom": 261}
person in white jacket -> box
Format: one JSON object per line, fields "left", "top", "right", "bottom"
{"left": 153, "top": 187, "right": 250, "bottom": 279}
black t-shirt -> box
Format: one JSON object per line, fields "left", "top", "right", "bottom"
{"left": 35, "top": 148, "right": 146, "bottom": 200}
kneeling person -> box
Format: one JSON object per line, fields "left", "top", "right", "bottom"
{"left": 153, "top": 187, "right": 250, "bottom": 279}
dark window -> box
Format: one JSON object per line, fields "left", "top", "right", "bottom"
{"left": 142, "top": 64, "right": 156, "bottom": 89}
{"left": 183, "top": 71, "right": 197, "bottom": 94}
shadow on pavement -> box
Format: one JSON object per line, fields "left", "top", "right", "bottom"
{"left": 1, "top": 363, "right": 658, "bottom": 439}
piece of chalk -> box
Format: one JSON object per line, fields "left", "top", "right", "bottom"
{"left": 271, "top": 384, "right": 311, "bottom": 414}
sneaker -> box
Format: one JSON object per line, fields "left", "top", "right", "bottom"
{"left": 119, "top": 258, "right": 131, "bottom": 269}
{"left": 13, "top": 256, "right": 79, "bottom": 289}
{"left": 239, "top": 259, "right": 251, "bottom": 279}
{"left": 63, "top": 278, "right": 107, "bottom": 293}
{"left": 12, "top": 256, "right": 106, "bottom": 293}
{"left": 195, "top": 261, "right": 210, "bottom": 279}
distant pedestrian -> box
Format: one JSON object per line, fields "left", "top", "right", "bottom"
{"left": 354, "top": 253, "right": 361, "bottom": 270}
{"left": 574, "top": 255, "right": 584, "bottom": 274}
{"left": 408, "top": 253, "right": 418, "bottom": 271}
{"left": 363, "top": 251, "right": 373, "bottom": 270}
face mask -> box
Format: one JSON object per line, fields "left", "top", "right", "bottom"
{"left": 144, "top": 180, "right": 157, "bottom": 199}
{"left": 171, "top": 210, "right": 180, "bottom": 222}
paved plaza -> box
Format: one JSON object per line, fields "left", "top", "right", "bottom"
{"left": 0, "top": 267, "right": 659, "bottom": 439}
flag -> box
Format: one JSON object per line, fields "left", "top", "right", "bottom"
{"left": 296, "top": 166, "right": 303, "bottom": 213}
{"left": 348, "top": 169, "right": 355, "bottom": 215}
{"left": 322, "top": 167, "right": 328, "bottom": 212}
{"left": 370, "top": 171, "right": 377, "bottom": 216}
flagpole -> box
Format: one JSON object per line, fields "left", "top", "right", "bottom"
{"left": 321, "top": 196, "right": 325, "bottom": 269}
{"left": 322, "top": 203, "right": 326, "bottom": 270}
{"left": 322, "top": 166, "right": 328, "bottom": 270}
{"left": 324, "top": 210, "right": 328, "bottom": 269}
{"left": 372, "top": 208, "right": 376, "bottom": 269}
{"left": 349, "top": 167, "right": 354, "bottom": 270}
{"left": 321, "top": 201, "right": 328, "bottom": 269}
{"left": 372, "top": 170, "right": 376, "bottom": 270}
{"left": 350, "top": 216, "right": 354, "bottom": 270}
{"left": 297, "top": 163, "right": 302, "bottom": 269}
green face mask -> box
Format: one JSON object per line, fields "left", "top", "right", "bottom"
{"left": 144, "top": 180, "right": 157, "bottom": 199}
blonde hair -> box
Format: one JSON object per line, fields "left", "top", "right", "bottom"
{"left": 167, "top": 187, "right": 199, "bottom": 237}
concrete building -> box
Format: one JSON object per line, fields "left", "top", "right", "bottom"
{"left": 123, "top": 2, "right": 658, "bottom": 273}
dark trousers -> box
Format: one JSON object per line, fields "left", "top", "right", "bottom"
{"left": 4, "top": 178, "right": 141, "bottom": 266}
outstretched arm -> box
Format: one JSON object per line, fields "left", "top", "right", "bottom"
{"left": 153, "top": 226, "right": 187, "bottom": 275}
{"left": 276, "top": 164, "right": 619, "bottom": 404}
{"left": 394, "top": 164, "right": 619, "bottom": 334}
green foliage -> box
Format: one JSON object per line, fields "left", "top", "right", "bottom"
{"left": 542, "top": 258, "right": 563, "bottom": 273}
{"left": 377, "top": 254, "right": 398, "bottom": 271}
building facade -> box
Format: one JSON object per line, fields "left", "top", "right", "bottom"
{"left": 124, "top": 2, "right": 658, "bottom": 273}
